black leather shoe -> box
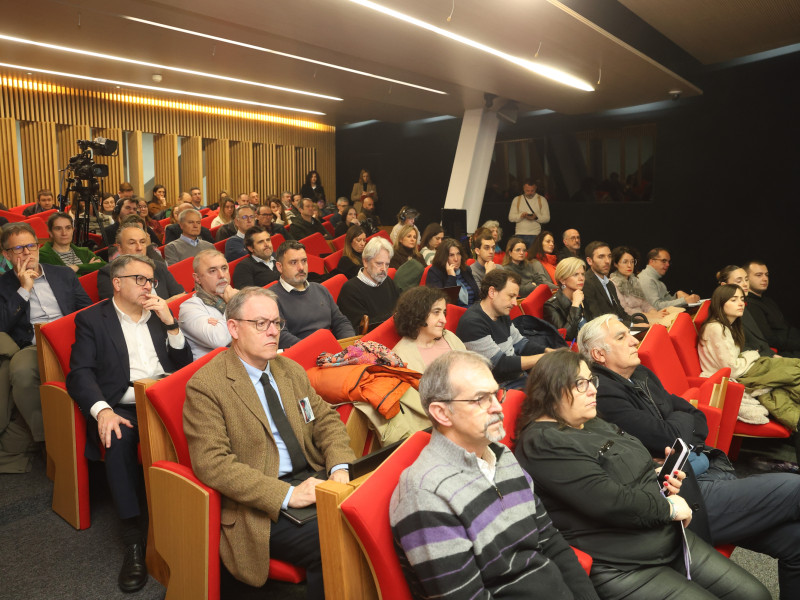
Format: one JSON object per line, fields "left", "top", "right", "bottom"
{"left": 118, "top": 542, "right": 148, "bottom": 593}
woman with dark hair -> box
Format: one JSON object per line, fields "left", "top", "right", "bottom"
{"left": 716, "top": 265, "right": 774, "bottom": 358}
{"left": 300, "top": 170, "right": 326, "bottom": 204}
{"left": 336, "top": 225, "right": 366, "bottom": 279}
{"left": 515, "top": 350, "right": 770, "bottom": 600}
{"left": 609, "top": 246, "right": 673, "bottom": 325}
{"left": 211, "top": 198, "right": 236, "bottom": 228}
{"left": 100, "top": 193, "right": 117, "bottom": 223}
{"left": 426, "top": 238, "right": 479, "bottom": 307}
{"left": 501, "top": 237, "right": 540, "bottom": 297}
{"left": 138, "top": 197, "right": 164, "bottom": 243}
{"left": 149, "top": 185, "right": 167, "bottom": 218}
{"left": 334, "top": 206, "right": 360, "bottom": 238}
{"left": 269, "top": 198, "right": 287, "bottom": 226}
{"left": 419, "top": 223, "right": 444, "bottom": 265}
{"left": 390, "top": 224, "right": 426, "bottom": 269}
{"left": 528, "top": 230, "right": 558, "bottom": 290}
{"left": 699, "top": 285, "right": 800, "bottom": 431}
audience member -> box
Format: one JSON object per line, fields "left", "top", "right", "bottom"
{"left": 137, "top": 197, "right": 164, "bottom": 243}
{"left": 272, "top": 241, "right": 355, "bottom": 348}
{"left": 609, "top": 246, "right": 673, "bottom": 325}
{"left": 527, "top": 230, "right": 558, "bottom": 290}
{"left": 390, "top": 350, "right": 599, "bottom": 600}
{"left": 638, "top": 247, "right": 700, "bottom": 309}
{"left": 556, "top": 228, "right": 581, "bottom": 262}
{"left": 328, "top": 197, "right": 350, "bottom": 229}
{"left": 255, "top": 204, "right": 291, "bottom": 240}
{"left": 500, "top": 236, "right": 541, "bottom": 297}
{"left": 211, "top": 198, "right": 236, "bottom": 228}
{"left": 100, "top": 193, "right": 117, "bottom": 223}
{"left": 336, "top": 225, "right": 365, "bottom": 279}
{"left": 580, "top": 313, "right": 800, "bottom": 599}
{"left": 270, "top": 197, "right": 288, "bottom": 227}
{"left": 543, "top": 257, "right": 586, "bottom": 341}
{"left": 507, "top": 178, "right": 550, "bottom": 247}
{"left": 333, "top": 206, "right": 360, "bottom": 238}
{"left": 744, "top": 260, "right": 800, "bottom": 357}
{"left": 582, "top": 240, "right": 631, "bottom": 324}
{"left": 224, "top": 205, "right": 257, "bottom": 262}
{"left": 514, "top": 349, "right": 770, "bottom": 600}
{"left": 104, "top": 198, "right": 160, "bottom": 247}
{"left": 183, "top": 286, "right": 355, "bottom": 597}
{"left": 179, "top": 249, "right": 237, "bottom": 359}
{"left": 389, "top": 206, "right": 420, "bottom": 244}
{"left": 357, "top": 195, "right": 381, "bottom": 233}
{"left": 98, "top": 223, "right": 184, "bottom": 301}
{"left": 300, "top": 170, "right": 326, "bottom": 205}
{"left": 38, "top": 212, "right": 106, "bottom": 275}
{"left": 231, "top": 225, "right": 279, "bottom": 289}
{"left": 351, "top": 168, "right": 377, "bottom": 209}
{"left": 66, "top": 254, "right": 192, "bottom": 592}
{"left": 0, "top": 223, "right": 91, "bottom": 473}
{"left": 470, "top": 227, "right": 497, "bottom": 289}
{"left": 164, "top": 202, "right": 214, "bottom": 244}
{"left": 419, "top": 223, "right": 444, "bottom": 265}
{"left": 426, "top": 238, "right": 479, "bottom": 307}
{"left": 148, "top": 184, "right": 167, "bottom": 219}
{"left": 389, "top": 224, "right": 425, "bottom": 270}
{"left": 188, "top": 186, "right": 204, "bottom": 209}
{"left": 716, "top": 265, "right": 774, "bottom": 357}
{"left": 699, "top": 285, "right": 800, "bottom": 432}
{"left": 114, "top": 181, "right": 135, "bottom": 203}
{"left": 456, "top": 269, "right": 548, "bottom": 389}
{"left": 289, "top": 198, "right": 332, "bottom": 241}
{"left": 164, "top": 208, "right": 215, "bottom": 266}
{"left": 337, "top": 237, "right": 399, "bottom": 332}
{"left": 22, "top": 189, "right": 55, "bottom": 216}
{"left": 480, "top": 219, "right": 503, "bottom": 253}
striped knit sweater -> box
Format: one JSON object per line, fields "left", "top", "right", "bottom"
{"left": 390, "top": 430, "right": 599, "bottom": 600}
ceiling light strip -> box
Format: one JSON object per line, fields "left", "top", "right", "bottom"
{"left": 123, "top": 16, "right": 447, "bottom": 95}
{"left": 0, "top": 34, "right": 342, "bottom": 101}
{"left": 0, "top": 63, "right": 326, "bottom": 115}
{"left": 0, "top": 76, "right": 332, "bottom": 131}
{"left": 348, "top": 0, "right": 594, "bottom": 92}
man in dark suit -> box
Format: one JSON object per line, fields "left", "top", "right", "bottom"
{"left": 581, "top": 240, "right": 631, "bottom": 325}
{"left": 66, "top": 254, "right": 193, "bottom": 593}
{"left": 231, "top": 225, "right": 280, "bottom": 289}
{"left": 184, "top": 287, "right": 355, "bottom": 598}
{"left": 1, "top": 223, "right": 91, "bottom": 472}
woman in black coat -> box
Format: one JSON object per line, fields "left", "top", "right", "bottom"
{"left": 543, "top": 256, "right": 586, "bottom": 341}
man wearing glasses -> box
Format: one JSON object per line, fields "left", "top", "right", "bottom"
{"left": 390, "top": 350, "right": 599, "bottom": 600}
{"left": 638, "top": 247, "right": 700, "bottom": 309}
{"left": 184, "top": 286, "right": 354, "bottom": 598}
{"left": 66, "top": 254, "right": 193, "bottom": 592}
{"left": 224, "top": 205, "right": 257, "bottom": 262}
{"left": 0, "top": 222, "right": 91, "bottom": 473}
{"left": 580, "top": 313, "right": 800, "bottom": 600}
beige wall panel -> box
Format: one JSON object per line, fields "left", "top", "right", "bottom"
{"left": 180, "top": 136, "right": 203, "bottom": 198}
{"left": 126, "top": 130, "right": 144, "bottom": 198}
{"left": 154, "top": 134, "right": 180, "bottom": 208}
{"left": 296, "top": 147, "right": 316, "bottom": 197}
{"left": 0, "top": 118, "right": 22, "bottom": 207}
{"left": 276, "top": 145, "right": 297, "bottom": 196}
{"left": 19, "top": 121, "right": 59, "bottom": 204}
{"left": 205, "top": 139, "right": 231, "bottom": 204}
{"left": 230, "top": 140, "right": 254, "bottom": 199}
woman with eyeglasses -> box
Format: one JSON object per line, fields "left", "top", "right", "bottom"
{"left": 610, "top": 246, "right": 674, "bottom": 326}
{"left": 514, "top": 350, "right": 770, "bottom": 600}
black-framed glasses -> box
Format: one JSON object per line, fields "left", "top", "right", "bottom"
{"left": 441, "top": 389, "right": 507, "bottom": 411}
{"left": 4, "top": 243, "right": 39, "bottom": 254}
{"left": 238, "top": 214, "right": 255, "bottom": 221}
{"left": 116, "top": 274, "right": 159, "bottom": 288}
{"left": 618, "top": 259, "right": 637, "bottom": 266}
{"left": 575, "top": 376, "right": 599, "bottom": 393}
{"left": 653, "top": 258, "right": 670, "bottom": 264}
{"left": 234, "top": 318, "right": 285, "bottom": 332}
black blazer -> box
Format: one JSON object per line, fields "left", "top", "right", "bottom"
{"left": 66, "top": 299, "right": 193, "bottom": 420}
{"left": 426, "top": 265, "right": 480, "bottom": 307}
{"left": 0, "top": 264, "right": 92, "bottom": 348}
{"left": 231, "top": 256, "right": 280, "bottom": 289}
{"left": 97, "top": 260, "right": 184, "bottom": 301}
{"left": 582, "top": 271, "right": 631, "bottom": 325}
{"left": 543, "top": 291, "right": 584, "bottom": 341}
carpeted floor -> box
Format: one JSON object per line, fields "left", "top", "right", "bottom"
{"left": 1, "top": 437, "right": 793, "bottom": 599}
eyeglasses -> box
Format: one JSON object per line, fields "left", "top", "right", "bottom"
{"left": 441, "top": 389, "right": 507, "bottom": 411}
{"left": 652, "top": 258, "right": 670, "bottom": 264}
{"left": 116, "top": 274, "right": 159, "bottom": 288}
{"left": 234, "top": 318, "right": 285, "bottom": 332}
{"left": 238, "top": 215, "right": 255, "bottom": 221}
{"left": 618, "top": 259, "right": 637, "bottom": 266}
{"left": 4, "top": 243, "right": 39, "bottom": 254}
{"left": 575, "top": 376, "right": 599, "bottom": 393}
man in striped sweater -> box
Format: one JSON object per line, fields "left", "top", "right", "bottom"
{"left": 390, "top": 351, "right": 599, "bottom": 600}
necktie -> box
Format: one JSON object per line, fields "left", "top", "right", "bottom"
{"left": 259, "top": 373, "right": 309, "bottom": 474}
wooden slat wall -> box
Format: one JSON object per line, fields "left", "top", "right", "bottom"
{"left": 0, "top": 118, "right": 22, "bottom": 206}
{"left": 0, "top": 75, "right": 336, "bottom": 207}
{"left": 230, "top": 140, "right": 254, "bottom": 198}
{"left": 126, "top": 130, "right": 144, "bottom": 198}
{"left": 205, "top": 139, "right": 231, "bottom": 203}
{"left": 19, "top": 121, "right": 59, "bottom": 202}
{"left": 153, "top": 134, "right": 180, "bottom": 207}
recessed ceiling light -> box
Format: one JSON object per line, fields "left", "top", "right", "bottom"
{"left": 0, "top": 33, "right": 342, "bottom": 101}
{"left": 0, "top": 62, "right": 326, "bottom": 115}
{"left": 123, "top": 16, "right": 447, "bottom": 95}
{"left": 348, "top": 0, "right": 594, "bottom": 92}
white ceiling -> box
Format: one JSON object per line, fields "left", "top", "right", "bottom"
{"left": 0, "top": 0, "right": 794, "bottom": 126}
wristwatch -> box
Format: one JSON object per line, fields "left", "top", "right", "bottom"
{"left": 165, "top": 321, "right": 180, "bottom": 331}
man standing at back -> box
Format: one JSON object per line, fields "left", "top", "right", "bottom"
{"left": 508, "top": 179, "right": 550, "bottom": 248}
{"left": 637, "top": 247, "right": 699, "bottom": 309}
{"left": 390, "top": 350, "right": 598, "bottom": 600}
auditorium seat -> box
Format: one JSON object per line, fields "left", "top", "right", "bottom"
{"left": 322, "top": 273, "right": 347, "bottom": 302}
{"left": 78, "top": 270, "right": 100, "bottom": 304}
{"left": 167, "top": 255, "right": 195, "bottom": 292}
{"left": 331, "top": 234, "right": 346, "bottom": 251}
{"left": 693, "top": 300, "right": 710, "bottom": 329}
{"left": 270, "top": 233, "right": 285, "bottom": 250}
{"left": 299, "top": 232, "right": 333, "bottom": 257}
{"left": 213, "top": 238, "right": 227, "bottom": 252}
{"left": 323, "top": 248, "right": 343, "bottom": 274}
{"left": 519, "top": 284, "right": 551, "bottom": 318}
{"left": 322, "top": 221, "right": 335, "bottom": 237}
{"left": 228, "top": 254, "right": 247, "bottom": 278}
{"left": 419, "top": 264, "right": 431, "bottom": 285}
{"left": 307, "top": 253, "right": 325, "bottom": 275}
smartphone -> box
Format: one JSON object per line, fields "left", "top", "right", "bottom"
{"left": 659, "top": 438, "right": 690, "bottom": 496}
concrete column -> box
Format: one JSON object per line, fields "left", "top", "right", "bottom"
{"left": 444, "top": 108, "right": 499, "bottom": 232}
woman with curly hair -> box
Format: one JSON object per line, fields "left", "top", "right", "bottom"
{"left": 336, "top": 225, "right": 366, "bottom": 279}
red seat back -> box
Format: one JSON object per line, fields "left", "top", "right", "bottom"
{"left": 0, "top": 209, "right": 25, "bottom": 222}
{"left": 492, "top": 252, "right": 505, "bottom": 264}
{"left": 29, "top": 208, "right": 58, "bottom": 221}
{"left": 200, "top": 215, "right": 215, "bottom": 229}
{"left": 361, "top": 316, "right": 402, "bottom": 348}
{"left": 209, "top": 225, "right": 221, "bottom": 239}
{"left": 159, "top": 217, "right": 171, "bottom": 228}
{"left": 168, "top": 292, "right": 193, "bottom": 316}
{"left": 637, "top": 325, "right": 691, "bottom": 395}
{"left": 40, "top": 309, "right": 86, "bottom": 378}
{"left": 499, "top": 389, "right": 526, "bottom": 451}
{"left": 340, "top": 431, "right": 430, "bottom": 600}
{"left": 281, "top": 329, "right": 341, "bottom": 370}
{"left": 78, "top": 270, "right": 100, "bottom": 304}
{"left": 167, "top": 256, "right": 196, "bottom": 292}
{"left": 520, "top": 284, "right": 551, "bottom": 318}
{"left": 25, "top": 217, "right": 49, "bottom": 239}
{"left": 367, "top": 230, "right": 391, "bottom": 243}
{"left": 213, "top": 239, "right": 227, "bottom": 252}
{"left": 228, "top": 254, "right": 247, "bottom": 278}
{"left": 307, "top": 254, "right": 325, "bottom": 275}
{"left": 323, "top": 248, "right": 344, "bottom": 274}
{"left": 322, "top": 221, "right": 335, "bottom": 237}
{"left": 299, "top": 232, "right": 331, "bottom": 257}
{"left": 145, "top": 347, "right": 227, "bottom": 467}
{"left": 10, "top": 202, "right": 34, "bottom": 215}
{"left": 331, "top": 234, "right": 346, "bottom": 251}
{"left": 693, "top": 300, "right": 710, "bottom": 329}
{"left": 419, "top": 265, "right": 431, "bottom": 285}
{"left": 668, "top": 313, "right": 703, "bottom": 377}
{"left": 270, "top": 233, "right": 285, "bottom": 250}
{"left": 388, "top": 268, "right": 396, "bottom": 280}
{"left": 321, "top": 274, "right": 347, "bottom": 303}
{"left": 444, "top": 304, "right": 466, "bottom": 333}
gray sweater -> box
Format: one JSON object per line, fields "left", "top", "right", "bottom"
{"left": 272, "top": 281, "right": 355, "bottom": 348}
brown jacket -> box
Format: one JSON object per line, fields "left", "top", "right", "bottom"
{"left": 183, "top": 349, "right": 355, "bottom": 586}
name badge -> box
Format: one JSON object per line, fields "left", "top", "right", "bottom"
{"left": 298, "top": 397, "right": 315, "bottom": 423}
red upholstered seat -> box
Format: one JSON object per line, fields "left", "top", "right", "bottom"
{"left": 78, "top": 270, "right": 100, "bottom": 304}
{"left": 213, "top": 238, "right": 227, "bottom": 252}
{"left": 228, "top": 254, "right": 247, "bottom": 278}
{"left": 167, "top": 255, "right": 196, "bottom": 292}
{"left": 331, "top": 234, "right": 346, "bottom": 251}
{"left": 323, "top": 248, "right": 344, "bottom": 274}
{"left": 361, "top": 316, "right": 401, "bottom": 348}
{"left": 25, "top": 216, "right": 50, "bottom": 238}
{"left": 322, "top": 221, "right": 335, "bottom": 236}
{"left": 281, "top": 328, "right": 340, "bottom": 370}
{"left": 10, "top": 202, "right": 34, "bottom": 214}
{"left": 499, "top": 389, "right": 526, "bottom": 450}
{"left": 419, "top": 264, "right": 431, "bottom": 285}
{"left": 322, "top": 274, "right": 347, "bottom": 302}
{"left": 270, "top": 233, "right": 285, "bottom": 250}
{"left": 167, "top": 292, "right": 193, "bottom": 316}
{"left": 300, "top": 232, "right": 332, "bottom": 257}
{"left": 200, "top": 214, "right": 214, "bottom": 229}
{"left": 693, "top": 300, "right": 710, "bottom": 329}
{"left": 519, "top": 284, "right": 551, "bottom": 318}
{"left": 367, "top": 230, "right": 391, "bottom": 243}
{"left": 307, "top": 254, "right": 325, "bottom": 275}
